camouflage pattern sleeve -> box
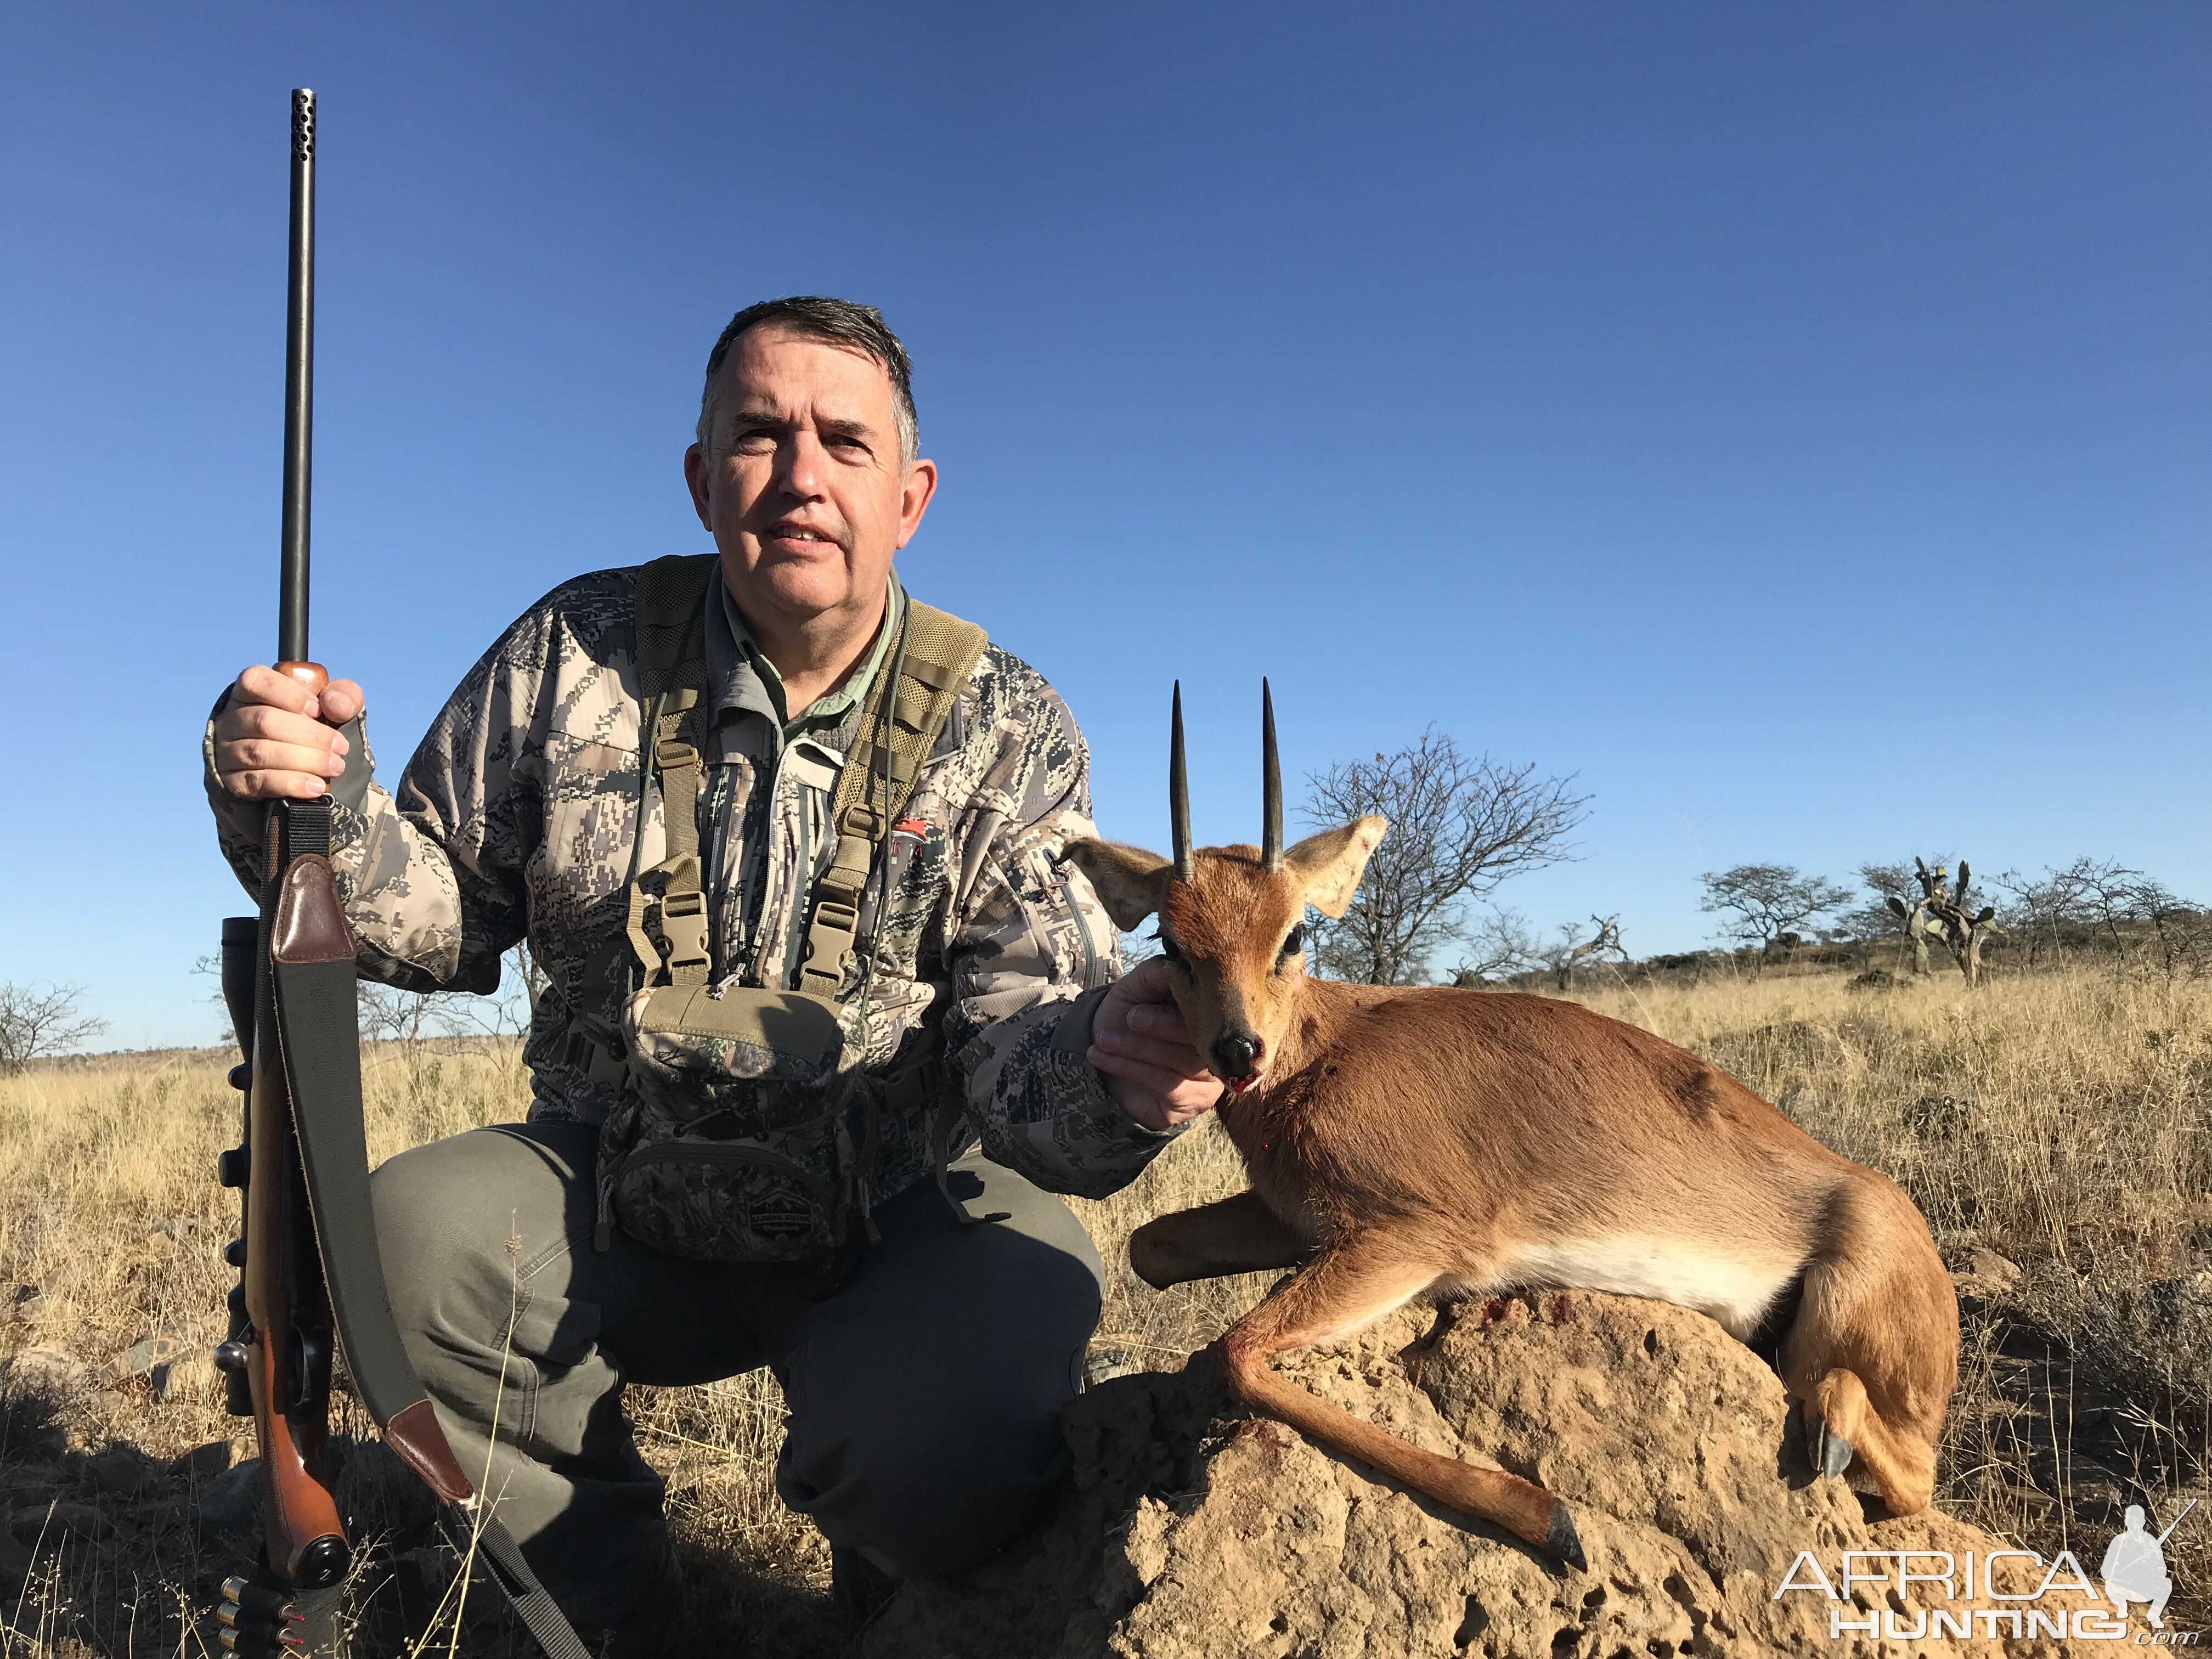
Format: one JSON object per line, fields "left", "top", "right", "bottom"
{"left": 942, "top": 654, "right": 1187, "bottom": 1199}
{"left": 202, "top": 569, "right": 640, "bottom": 997}
{"left": 202, "top": 699, "right": 396, "bottom": 932}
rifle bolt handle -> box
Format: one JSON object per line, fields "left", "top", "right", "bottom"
{"left": 224, "top": 1237, "right": 247, "bottom": 1268}
{"left": 213, "top": 1340, "right": 250, "bottom": 1375}
{"left": 218, "top": 1147, "right": 250, "bottom": 1188}
{"left": 228, "top": 1062, "right": 251, "bottom": 1093}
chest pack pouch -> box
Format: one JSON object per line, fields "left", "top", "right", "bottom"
{"left": 588, "top": 554, "right": 989, "bottom": 1263}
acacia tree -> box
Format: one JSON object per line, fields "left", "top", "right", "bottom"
{"left": 1697, "top": 865, "right": 1850, "bottom": 952}
{"left": 1542, "top": 915, "right": 1625, "bottom": 990}
{"left": 1304, "top": 731, "right": 1588, "bottom": 986}
{"left": 0, "top": 983, "right": 107, "bottom": 1072}
{"left": 1996, "top": 859, "right": 2209, "bottom": 976}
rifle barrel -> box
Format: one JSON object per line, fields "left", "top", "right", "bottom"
{"left": 2155, "top": 1498, "right": 2198, "bottom": 1546}
{"left": 278, "top": 88, "right": 315, "bottom": 667}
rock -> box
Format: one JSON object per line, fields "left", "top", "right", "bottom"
{"left": 0, "top": 1347, "right": 84, "bottom": 1402}
{"left": 867, "top": 1291, "right": 2099, "bottom": 1659}
{"left": 151, "top": 1352, "right": 217, "bottom": 1403}
{"left": 89, "top": 1446, "right": 154, "bottom": 1498}
{"left": 0, "top": 1528, "right": 32, "bottom": 1587}
{"left": 9, "top": 1500, "right": 109, "bottom": 1544}
{"left": 1948, "top": 1244, "right": 2023, "bottom": 1312}
{"left": 113, "top": 1327, "right": 191, "bottom": 1381}
{"left": 197, "top": 1458, "right": 262, "bottom": 1533}
{"left": 170, "top": 1440, "right": 235, "bottom": 1483}
{"left": 10, "top": 1424, "right": 67, "bottom": 1462}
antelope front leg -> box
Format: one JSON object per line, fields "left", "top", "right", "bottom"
{"left": 1130, "top": 1189, "right": 1307, "bottom": 1289}
{"left": 1216, "top": 1237, "right": 1587, "bottom": 1571}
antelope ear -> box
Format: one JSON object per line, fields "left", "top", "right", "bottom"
{"left": 1285, "top": 816, "right": 1386, "bottom": 918}
{"left": 1064, "top": 840, "right": 1173, "bottom": 931}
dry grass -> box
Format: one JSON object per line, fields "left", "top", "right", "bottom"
{"left": 3, "top": 966, "right": 2208, "bottom": 1652}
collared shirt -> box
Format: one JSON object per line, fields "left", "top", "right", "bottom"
{"left": 714, "top": 571, "right": 904, "bottom": 742}
{"left": 698, "top": 571, "right": 906, "bottom": 992}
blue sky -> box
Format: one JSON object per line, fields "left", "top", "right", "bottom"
{"left": 3, "top": 3, "right": 2205, "bottom": 1049}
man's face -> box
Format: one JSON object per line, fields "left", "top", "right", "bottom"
{"left": 684, "top": 324, "right": 936, "bottom": 636}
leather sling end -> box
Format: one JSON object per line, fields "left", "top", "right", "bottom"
{"left": 386, "top": 1398, "right": 475, "bottom": 1504}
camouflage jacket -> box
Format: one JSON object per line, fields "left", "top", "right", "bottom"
{"left": 205, "top": 562, "right": 1183, "bottom": 1203}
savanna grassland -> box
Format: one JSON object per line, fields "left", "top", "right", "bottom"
{"left": 3, "top": 964, "right": 2209, "bottom": 1654}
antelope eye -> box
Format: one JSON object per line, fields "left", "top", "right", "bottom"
{"left": 1155, "top": 930, "right": 1185, "bottom": 966}
{"left": 1279, "top": 924, "right": 1306, "bottom": 958}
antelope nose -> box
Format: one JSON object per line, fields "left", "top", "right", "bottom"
{"left": 1211, "top": 1034, "right": 1262, "bottom": 1082}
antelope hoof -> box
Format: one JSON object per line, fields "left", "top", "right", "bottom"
{"left": 1816, "top": 1423, "right": 1855, "bottom": 1480}
{"left": 1545, "top": 1499, "right": 1588, "bottom": 1573}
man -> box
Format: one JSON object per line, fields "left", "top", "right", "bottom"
{"left": 206, "top": 297, "right": 1222, "bottom": 1644}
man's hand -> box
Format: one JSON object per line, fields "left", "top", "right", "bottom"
{"left": 1087, "top": 955, "right": 1223, "bottom": 1132}
{"left": 212, "top": 666, "right": 365, "bottom": 800}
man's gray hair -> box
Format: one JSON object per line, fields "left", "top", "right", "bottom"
{"left": 696, "top": 296, "right": 919, "bottom": 465}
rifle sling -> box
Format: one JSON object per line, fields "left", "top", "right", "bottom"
{"left": 264, "top": 801, "right": 585, "bottom": 1654}
{"left": 268, "top": 845, "right": 468, "bottom": 1497}
{"left": 444, "top": 1508, "right": 596, "bottom": 1659}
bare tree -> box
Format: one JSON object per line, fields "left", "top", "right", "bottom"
{"left": 1996, "top": 859, "right": 2209, "bottom": 977}
{"left": 357, "top": 979, "right": 452, "bottom": 1047}
{"left": 1117, "top": 926, "right": 1161, "bottom": 968}
{"left": 1698, "top": 865, "right": 1850, "bottom": 953}
{"left": 431, "top": 940, "right": 550, "bottom": 1042}
{"left": 1540, "top": 914, "right": 1625, "bottom": 990}
{"left": 359, "top": 941, "right": 548, "bottom": 1048}
{"left": 1304, "top": 731, "right": 1588, "bottom": 986}
{"left": 0, "top": 983, "right": 107, "bottom": 1072}
{"left": 1449, "top": 908, "right": 1542, "bottom": 986}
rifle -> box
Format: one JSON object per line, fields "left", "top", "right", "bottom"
{"left": 212, "top": 89, "right": 588, "bottom": 1658}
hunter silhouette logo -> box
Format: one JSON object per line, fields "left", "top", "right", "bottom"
{"left": 2103, "top": 1500, "right": 2194, "bottom": 1632}
{"left": 1771, "top": 1498, "right": 2198, "bottom": 1643}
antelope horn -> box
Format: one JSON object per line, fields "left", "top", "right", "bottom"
{"left": 1261, "top": 678, "right": 1283, "bottom": 873}
{"left": 1170, "top": 681, "right": 1194, "bottom": 881}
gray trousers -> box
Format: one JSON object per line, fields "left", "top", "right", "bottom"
{"left": 368, "top": 1121, "right": 1104, "bottom": 1627}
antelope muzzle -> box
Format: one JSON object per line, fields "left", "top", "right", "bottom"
{"left": 1211, "top": 1031, "right": 1264, "bottom": 1089}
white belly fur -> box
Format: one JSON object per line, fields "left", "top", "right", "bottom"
{"left": 1487, "top": 1237, "right": 1801, "bottom": 1341}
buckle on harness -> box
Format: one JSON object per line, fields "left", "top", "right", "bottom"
{"left": 565, "top": 1028, "right": 629, "bottom": 1089}
{"left": 661, "top": 889, "right": 710, "bottom": 977}
{"left": 798, "top": 898, "right": 861, "bottom": 995}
